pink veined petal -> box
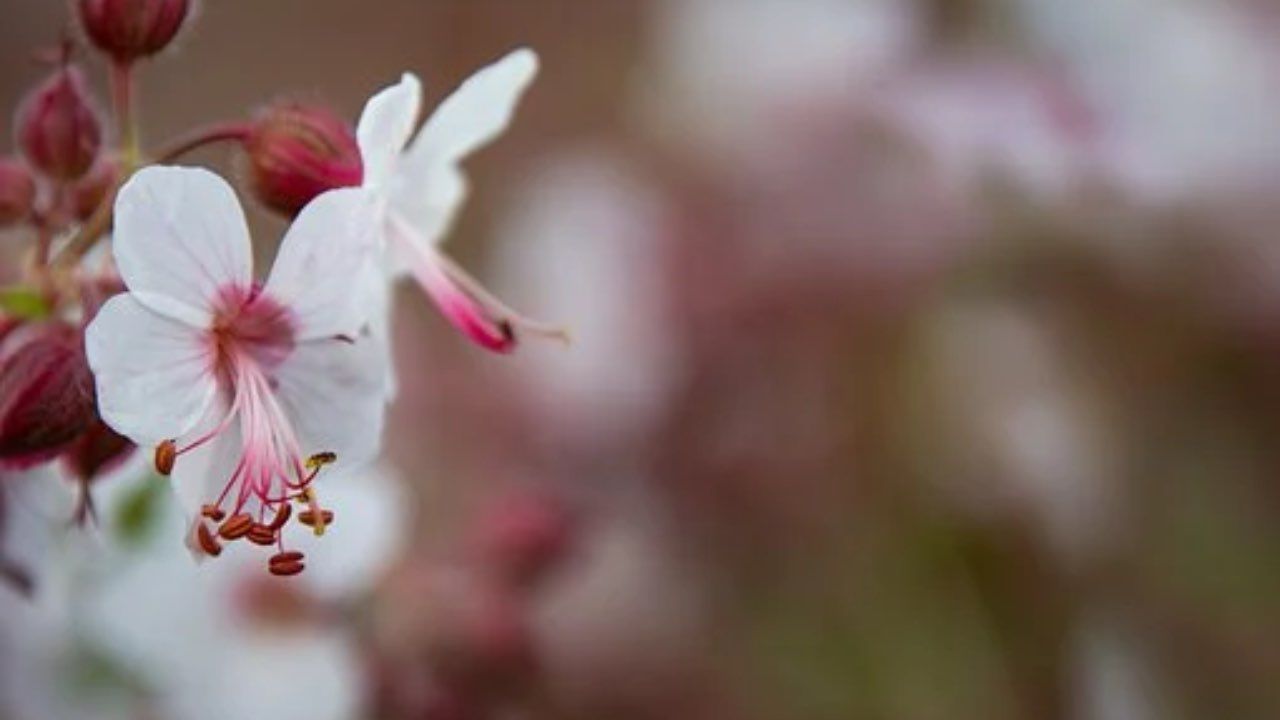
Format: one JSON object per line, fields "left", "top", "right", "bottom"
{"left": 272, "top": 338, "right": 386, "bottom": 473}
{"left": 85, "top": 294, "right": 217, "bottom": 448}
{"left": 112, "top": 166, "right": 253, "bottom": 327}
{"left": 263, "top": 187, "right": 380, "bottom": 341}
{"left": 391, "top": 48, "right": 539, "bottom": 250}
{"left": 357, "top": 73, "right": 422, "bottom": 190}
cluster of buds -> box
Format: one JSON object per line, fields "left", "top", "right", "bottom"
{"left": 0, "top": 0, "right": 194, "bottom": 525}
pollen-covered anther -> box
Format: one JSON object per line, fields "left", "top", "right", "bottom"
{"left": 246, "top": 524, "right": 277, "bottom": 546}
{"left": 297, "top": 509, "right": 335, "bottom": 528}
{"left": 306, "top": 451, "right": 337, "bottom": 470}
{"left": 218, "top": 513, "right": 254, "bottom": 540}
{"left": 195, "top": 522, "right": 222, "bottom": 557}
{"left": 154, "top": 439, "right": 177, "bottom": 475}
{"left": 200, "top": 504, "right": 226, "bottom": 522}
{"left": 268, "top": 550, "right": 305, "bottom": 577}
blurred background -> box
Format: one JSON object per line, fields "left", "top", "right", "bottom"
{"left": 3, "top": 1, "right": 1280, "bottom": 718}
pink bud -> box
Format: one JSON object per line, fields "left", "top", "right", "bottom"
{"left": 0, "top": 158, "right": 36, "bottom": 227}
{"left": 61, "top": 416, "right": 134, "bottom": 483}
{"left": 70, "top": 157, "right": 120, "bottom": 222}
{"left": 78, "top": 0, "right": 192, "bottom": 65}
{"left": 244, "top": 102, "right": 362, "bottom": 217}
{"left": 16, "top": 64, "right": 103, "bottom": 182}
{"left": 0, "top": 324, "right": 97, "bottom": 468}
{"left": 469, "top": 491, "right": 573, "bottom": 589}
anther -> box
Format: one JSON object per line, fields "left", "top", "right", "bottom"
{"left": 246, "top": 524, "right": 277, "bottom": 546}
{"left": 201, "top": 504, "right": 226, "bottom": 522}
{"left": 218, "top": 513, "right": 254, "bottom": 540}
{"left": 195, "top": 523, "right": 222, "bottom": 557}
{"left": 154, "top": 440, "right": 176, "bottom": 476}
{"left": 268, "top": 550, "right": 305, "bottom": 577}
{"left": 306, "top": 451, "right": 337, "bottom": 469}
{"left": 297, "top": 509, "right": 335, "bottom": 528}
{"left": 267, "top": 503, "right": 292, "bottom": 530}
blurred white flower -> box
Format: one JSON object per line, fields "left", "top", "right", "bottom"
{"left": 642, "top": 0, "right": 920, "bottom": 170}
{"left": 1, "top": 459, "right": 406, "bottom": 720}
{"left": 915, "top": 301, "right": 1121, "bottom": 564}
{"left": 494, "top": 150, "right": 678, "bottom": 446}
{"left": 1016, "top": 0, "right": 1280, "bottom": 202}
{"left": 355, "top": 49, "right": 565, "bottom": 355}
{"left": 879, "top": 57, "right": 1104, "bottom": 202}
{"left": 85, "top": 166, "right": 385, "bottom": 573}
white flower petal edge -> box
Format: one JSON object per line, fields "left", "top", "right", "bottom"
{"left": 273, "top": 338, "right": 387, "bottom": 472}
{"left": 356, "top": 73, "right": 423, "bottom": 190}
{"left": 86, "top": 294, "right": 217, "bottom": 447}
{"left": 112, "top": 166, "right": 253, "bottom": 327}
{"left": 393, "top": 47, "right": 540, "bottom": 249}
{"left": 264, "top": 187, "right": 381, "bottom": 341}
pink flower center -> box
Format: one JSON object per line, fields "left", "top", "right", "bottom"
{"left": 157, "top": 283, "right": 334, "bottom": 576}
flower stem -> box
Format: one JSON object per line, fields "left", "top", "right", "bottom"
{"left": 111, "top": 61, "right": 140, "bottom": 172}
{"left": 50, "top": 122, "right": 249, "bottom": 270}
{"left": 153, "top": 122, "right": 251, "bottom": 163}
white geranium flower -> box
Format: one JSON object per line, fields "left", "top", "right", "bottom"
{"left": 85, "top": 166, "right": 386, "bottom": 575}
{"left": 355, "top": 48, "right": 566, "bottom": 354}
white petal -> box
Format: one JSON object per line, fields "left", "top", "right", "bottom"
{"left": 273, "top": 338, "right": 386, "bottom": 472}
{"left": 85, "top": 294, "right": 217, "bottom": 447}
{"left": 391, "top": 48, "right": 538, "bottom": 248}
{"left": 113, "top": 166, "right": 253, "bottom": 326}
{"left": 264, "top": 188, "right": 380, "bottom": 341}
{"left": 408, "top": 48, "right": 539, "bottom": 167}
{"left": 357, "top": 73, "right": 423, "bottom": 189}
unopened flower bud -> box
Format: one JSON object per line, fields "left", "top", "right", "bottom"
{"left": 0, "top": 324, "right": 96, "bottom": 468}
{"left": 0, "top": 158, "right": 36, "bottom": 227}
{"left": 71, "top": 157, "right": 120, "bottom": 221}
{"left": 17, "top": 64, "right": 103, "bottom": 181}
{"left": 245, "top": 102, "right": 362, "bottom": 217}
{"left": 78, "top": 0, "right": 192, "bottom": 65}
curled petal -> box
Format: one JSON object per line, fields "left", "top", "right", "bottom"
{"left": 112, "top": 166, "right": 253, "bottom": 326}
{"left": 357, "top": 73, "right": 422, "bottom": 189}
{"left": 393, "top": 48, "right": 539, "bottom": 249}
{"left": 85, "top": 294, "right": 216, "bottom": 447}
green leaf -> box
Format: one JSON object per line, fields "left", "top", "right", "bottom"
{"left": 0, "top": 286, "right": 51, "bottom": 320}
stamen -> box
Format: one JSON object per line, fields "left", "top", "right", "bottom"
{"left": 268, "top": 550, "right": 305, "bottom": 577}
{"left": 195, "top": 522, "right": 223, "bottom": 557}
{"left": 218, "top": 513, "right": 254, "bottom": 540}
{"left": 246, "top": 524, "right": 277, "bottom": 546}
{"left": 154, "top": 440, "right": 176, "bottom": 476}
{"left": 297, "top": 509, "right": 335, "bottom": 528}
{"left": 306, "top": 451, "right": 337, "bottom": 469}
{"left": 299, "top": 487, "right": 329, "bottom": 537}
{"left": 201, "top": 504, "right": 226, "bottom": 522}
{"left": 267, "top": 503, "right": 292, "bottom": 530}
